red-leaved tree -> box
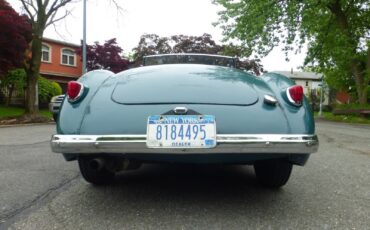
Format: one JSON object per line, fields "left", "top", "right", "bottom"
{"left": 132, "top": 33, "right": 264, "bottom": 75}
{"left": 0, "top": 0, "right": 32, "bottom": 76}
{"left": 78, "top": 38, "right": 130, "bottom": 74}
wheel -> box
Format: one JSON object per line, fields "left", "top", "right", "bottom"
{"left": 78, "top": 157, "right": 115, "bottom": 185}
{"left": 254, "top": 159, "right": 293, "bottom": 188}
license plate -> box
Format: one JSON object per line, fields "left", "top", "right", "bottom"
{"left": 146, "top": 115, "right": 217, "bottom": 148}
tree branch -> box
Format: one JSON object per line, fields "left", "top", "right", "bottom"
{"left": 26, "top": 0, "right": 38, "bottom": 13}
{"left": 20, "top": 0, "right": 35, "bottom": 21}
{"left": 46, "top": 0, "right": 74, "bottom": 18}
{"left": 110, "top": 0, "right": 124, "bottom": 12}
{"left": 46, "top": 10, "right": 71, "bottom": 27}
{"left": 327, "top": 0, "right": 350, "bottom": 35}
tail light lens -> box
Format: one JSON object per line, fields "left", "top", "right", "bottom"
{"left": 67, "top": 81, "right": 84, "bottom": 102}
{"left": 286, "top": 85, "right": 303, "bottom": 106}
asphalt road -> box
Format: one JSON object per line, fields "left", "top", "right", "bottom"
{"left": 0, "top": 121, "right": 369, "bottom": 229}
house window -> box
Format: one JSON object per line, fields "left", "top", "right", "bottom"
{"left": 305, "top": 81, "right": 309, "bottom": 86}
{"left": 41, "top": 44, "right": 51, "bottom": 62}
{"left": 61, "top": 48, "right": 76, "bottom": 66}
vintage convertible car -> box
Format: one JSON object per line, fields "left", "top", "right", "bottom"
{"left": 51, "top": 54, "right": 318, "bottom": 188}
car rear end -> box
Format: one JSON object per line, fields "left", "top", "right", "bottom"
{"left": 51, "top": 64, "right": 318, "bottom": 187}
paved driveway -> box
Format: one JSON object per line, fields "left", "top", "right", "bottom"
{"left": 0, "top": 121, "right": 369, "bottom": 229}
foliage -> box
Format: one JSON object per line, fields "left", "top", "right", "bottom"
{"left": 132, "top": 33, "right": 264, "bottom": 75}
{"left": 19, "top": 0, "right": 75, "bottom": 114}
{"left": 132, "top": 34, "right": 172, "bottom": 61}
{"left": 171, "top": 34, "right": 222, "bottom": 54}
{"left": 1, "top": 68, "right": 62, "bottom": 104}
{"left": 1, "top": 69, "right": 27, "bottom": 92}
{"left": 0, "top": 0, "right": 32, "bottom": 76}
{"left": 1, "top": 68, "right": 27, "bottom": 105}
{"left": 214, "top": 0, "right": 370, "bottom": 104}
{"left": 51, "top": 81, "right": 62, "bottom": 96}
{"left": 38, "top": 77, "right": 62, "bottom": 103}
{"left": 77, "top": 38, "right": 130, "bottom": 73}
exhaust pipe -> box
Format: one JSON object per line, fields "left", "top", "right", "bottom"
{"left": 88, "top": 158, "right": 105, "bottom": 171}
{"left": 87, "top": 157, "right": 142, "bottom": 172}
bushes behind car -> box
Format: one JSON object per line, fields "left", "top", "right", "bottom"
{"left": 0, "top": 68, "right": 62, "bottom": 107}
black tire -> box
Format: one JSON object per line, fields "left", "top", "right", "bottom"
{"left": 254, "top": 159, "right": 293, "bottom": 188}
{"left": 78, "top": 157, "right": 115, "bottom": 185}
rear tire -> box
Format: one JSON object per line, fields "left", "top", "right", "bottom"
{"left": 78, "top": 157, "right": 115, "bottom": 185}
{"left": 254, "top": 159, "right": 293, "bottom": 188}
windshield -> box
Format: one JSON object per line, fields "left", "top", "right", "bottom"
{"left": 143, "top": 54, "right": 236, "bottom": 68}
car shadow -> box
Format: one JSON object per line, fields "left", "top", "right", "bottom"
{"left": 66, "top": 164, "right": 296, "bottom": 229}
{"left": 88, "top": 164, "right": 287, "bottom": 205}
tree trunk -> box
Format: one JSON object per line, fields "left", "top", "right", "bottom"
{"left": 351, "top": 61, "right": 367, "bottom": 105}
{"left": 25, "top": 34, "right": 42, "bottom": 114}
{"left": 328, "top": 1, "right": 369, "bottom": 105}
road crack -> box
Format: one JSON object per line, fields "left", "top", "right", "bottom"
{"left": 0, "top": 174, "right": 80, "bottom": 228}
{"left": 0, "top": 140, "right": 50, "bottom": 147}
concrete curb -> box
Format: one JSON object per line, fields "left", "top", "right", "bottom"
{"left": 0, "top": 122, "right": 55, "bottom": 128}
{"left": 315, "top": 117, "right": 370, "bottom": 127}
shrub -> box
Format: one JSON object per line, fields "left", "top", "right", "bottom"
{"left": 0, "top": 68, "right": 62, "bottom": 104}
{"left": 0, "top": 68, "right": 27, "bottom": 105}
{"left": 51, "top": 81, "right": 62, "bottom": 96}
{"left": 38, "top": 76, "right": 62, "bottom": 103}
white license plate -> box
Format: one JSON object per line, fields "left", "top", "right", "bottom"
{"left": 146, "top": 115, "right": 216, "bottom": 148}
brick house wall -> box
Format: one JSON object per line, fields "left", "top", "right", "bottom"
{"left": 40, "top": 38, "right": 82, "bottom": 92}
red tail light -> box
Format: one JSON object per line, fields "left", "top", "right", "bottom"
{"left": 67, "top": 81, "right": 84, "bottom": 102}
{"left": 286, "top": 85, "right": 303, "bottom": 106}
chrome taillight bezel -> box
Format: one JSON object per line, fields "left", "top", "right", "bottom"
{"left": 286, "top": 85, "right": 303, "bottom": 106}
{"left": 67, "top": 81, "right": 85, "bottom": 103}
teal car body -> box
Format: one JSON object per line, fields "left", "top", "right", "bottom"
{"left": 51, "top": 54, "right": 318, "bottom": 187}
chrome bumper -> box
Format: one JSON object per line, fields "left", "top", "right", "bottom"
{"left": 51, "top": 134, "right": 318, "bottom": 155}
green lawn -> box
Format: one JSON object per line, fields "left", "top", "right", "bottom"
{"left": 315, "top": 111, "right": 370, "bottom": 125}
{"left": 0, "top": 105, "right": 52, "bottom": 119}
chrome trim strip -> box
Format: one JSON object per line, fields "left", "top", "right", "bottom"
{"left": 263, "top": 95, "right": 278, "bottom": 105}
{"left": 51, "top": 134, "right": 318, "bottom": 155}
{"left": 173, "top": 107, "right": 188, "bottom": 114}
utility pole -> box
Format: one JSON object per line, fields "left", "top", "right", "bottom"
{"left": 82, "top": 0, "right": 87, "bottom": 74}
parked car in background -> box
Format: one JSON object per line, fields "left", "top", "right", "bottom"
{"left": 51, "top": 53, "right": 318, "bottom": 188}
{"left": 49, "top": 94, "right": 65, "bottom": 121}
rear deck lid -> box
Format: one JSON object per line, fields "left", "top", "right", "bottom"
{"left": 111, "top": 64, "right": 259, "bottom": 105}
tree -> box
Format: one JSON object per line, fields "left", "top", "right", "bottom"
{"left": 0, "top": 0, "right": 31, "bottom": 76}
{"left": 77, "top": 38, "right": 130, "bottom": 73}
{"left": 19, "top": 0, "right": 75, "bottom": 115}
{"left": 171, "top": 34, "right": 222, "bottom": 54}
{"left": 132, "top": 33, "right": 263, "bottom": 75}
{"left": 220, "top": 43, "right": 264, "bottom": 75}
{"left": 132, "top": 34, "right": 172, "bottom": 64}
{"left": 214, "top": 0, "right": 370, "bottom": 104}
{"left": 0, "top": 69, "right": 27, "bottom": 106}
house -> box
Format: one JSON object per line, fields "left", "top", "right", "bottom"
{"left": 272, "top": 70, "right": 329, "bottom": 105}
{"left": 40, "top": 38, "right": 83, "bottom": 92}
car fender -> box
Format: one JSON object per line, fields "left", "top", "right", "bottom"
{"left": 261, "top": 72, "right": 315, "bottom": 134}
{"left": 57, "top": 70, "right": 114, "bottom": 134}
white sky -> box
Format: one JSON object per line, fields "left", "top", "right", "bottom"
{"left": 9, "top": 0, "right": 306, "bottom": 71}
